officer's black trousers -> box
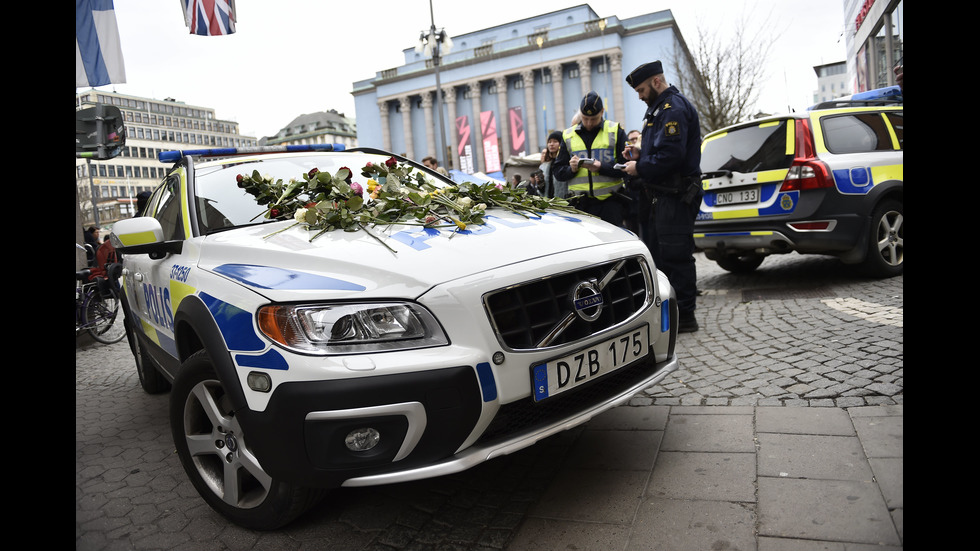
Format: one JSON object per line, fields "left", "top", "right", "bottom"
{"left": 645, "top": 192, "right": 701, "bottom": 314}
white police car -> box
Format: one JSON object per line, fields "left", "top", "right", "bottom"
{"left": 110, "top": 145, "right": 679, "bottom": 530}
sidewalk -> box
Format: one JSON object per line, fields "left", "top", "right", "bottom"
{"left": 506, "top": 404, "right": 903, "bottom": 550}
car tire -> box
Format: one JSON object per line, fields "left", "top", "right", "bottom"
{"left": 860, "top": 199, "right": 903, "bottom": 278}
{"left": 715, "top": 253, "right": 765, "bottom": 273}
{"left": 129, "top": 316, "right": 170, "bottom": 394}
{"left": 170, "top": 350, "right": 324, "bottom": 530}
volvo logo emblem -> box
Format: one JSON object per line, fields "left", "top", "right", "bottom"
{"left": 571, "top": 280, "right": 604, "bottom": 321}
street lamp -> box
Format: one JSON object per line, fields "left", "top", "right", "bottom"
{"left": 416, "top": 0, "right": 452, "bottom": 168}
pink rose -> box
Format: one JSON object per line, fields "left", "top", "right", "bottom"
{"left": 350, "top": 182, "right": 363, "bottom": 196}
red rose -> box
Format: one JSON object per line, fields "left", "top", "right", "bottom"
{"left": 308, "top": 168, "right": 319, "bottom": 178}
{"left": 236, "top": 174, "right": 244, "bottom": 182}
{"left": 385, "top": 157, "right": 397, "bottom": 168}
{"left": 270, "top": 208, "right": 281, "bottom": 217}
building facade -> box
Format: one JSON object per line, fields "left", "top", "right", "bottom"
{"left": 844, "top": 0, "right": 903, "bottom": 93}
{"left": 352, "top": 5, "right": 697, "bottom": 176}
{"left": 75, "top": 90, "right": 257, "bottom": 228}
{"left": 813, "top": 61, "right": 849, "bottom": 104}
{"left": 261, "top": 109, "right": 358, "bottom": 149}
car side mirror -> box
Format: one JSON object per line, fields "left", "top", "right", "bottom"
{"left": 111, "top": 217, "right": 183, "bottom": 259}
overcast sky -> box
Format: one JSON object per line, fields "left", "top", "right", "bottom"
{"left": 95, "top": 0, "right": 847, "bottom": 139}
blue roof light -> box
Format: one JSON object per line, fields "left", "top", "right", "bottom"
{"left": 158, "top": 143, "right": 346, "bottom": 163}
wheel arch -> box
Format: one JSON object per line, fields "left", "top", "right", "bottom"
{"left": 863, "top": 180, "right": 903, "bottom": 215}
{"left": 839, "top": 181, "right": 903, "bottom": 264}
{"left": 172, "top": 294, "right": 249, "bottom": 413}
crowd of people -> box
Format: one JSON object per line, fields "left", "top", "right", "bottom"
{"left": 420, "top": 60, "right": 704, "bottom": 331}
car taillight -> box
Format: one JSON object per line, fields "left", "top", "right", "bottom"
{"left": 779, "top": 119, "right": 833, "bottom": 192}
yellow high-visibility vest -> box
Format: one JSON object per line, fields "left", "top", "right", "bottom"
{"left": 563, "top": 120, "right": 623, "bottom": 199}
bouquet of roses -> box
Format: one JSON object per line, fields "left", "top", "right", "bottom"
{"left": 237, "top": 156, "right": 588, "bottom": 252}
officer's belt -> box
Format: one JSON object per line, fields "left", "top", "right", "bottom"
{"left": 647, "top": 174, "right": 700, "bottom": 195}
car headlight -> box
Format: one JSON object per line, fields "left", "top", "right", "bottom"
{"left": 257, "top": 302, "right": 449, "bottom": 354}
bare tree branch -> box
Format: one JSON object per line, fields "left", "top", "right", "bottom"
{"left": 672, "top": 4, "right": 779, "bottom": 133}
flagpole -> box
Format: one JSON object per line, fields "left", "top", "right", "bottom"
{"left": 429, "top": 0, "right": 449, "bottom": 169}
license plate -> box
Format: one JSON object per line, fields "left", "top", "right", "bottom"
{"left": 531, "top": 325, "right": 650, "bottom": 402}
{"left": 714, "top": 186, "right": 759, "bottom": 206}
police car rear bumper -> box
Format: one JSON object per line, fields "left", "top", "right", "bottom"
{"left": 695, "top": 214, "right": 866, "bottom": 257}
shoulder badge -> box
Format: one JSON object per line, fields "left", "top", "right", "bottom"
{"left": 664, "top": 102, "right": 672, "bottom": 109}
{"left": 665, "top": 121, "right": 679, "bottom": 136}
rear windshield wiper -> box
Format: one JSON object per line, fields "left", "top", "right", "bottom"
{"left": 701, "top": 170, "right": 732, "bottom": 179}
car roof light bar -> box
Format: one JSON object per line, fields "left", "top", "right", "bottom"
{"left": 158, "top": 143, "right": 346, "bottom": 163}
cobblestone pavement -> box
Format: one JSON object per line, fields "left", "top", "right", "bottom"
{"left": 76, "top": 252, "right": 903, "bottom": 550}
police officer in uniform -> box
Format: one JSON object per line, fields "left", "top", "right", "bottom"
{"left": 553, "top": 91, "right": 630, "bottom": 226}
{"left": 623, "top": 61, "right": 704, "bottom": 333}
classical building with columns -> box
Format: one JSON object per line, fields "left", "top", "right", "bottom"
{"left": 352, "top": 5, "right": 699, "bottom": 176}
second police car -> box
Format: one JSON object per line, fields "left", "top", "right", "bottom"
{"left": 110, "top": 145, "right": 680, "bottom": 530}
{"left": 694, "top": 86, "right": 903, "bottom": 277}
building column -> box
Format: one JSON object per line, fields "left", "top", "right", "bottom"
{"left": 520, "top": 69, "right": 539, "bottom": 153}
{"left": 609, "top": 51, "right": 626, "bottom": 123}
{"left": 550, "top": 63, "right": 566, "bottom": 129}
{"left": 577, "top": 57, "right": 592, "bottom": 96}
{"left": 399, "top": 96, "right": 413, "bottom": 159}
{"left": 443, "top": 86, "right": 459, "bottom": 171}
{"left": 421, "top": 91, "right": 436, "bottom": 159}
{"left": 494, "top": 75, "right": 510, "bottom": 161}
{"left": 377, "top": 100, "right": 391, "bottom": 151}
{"left": 468, "top": 81, "right": 485, "bottom": 173}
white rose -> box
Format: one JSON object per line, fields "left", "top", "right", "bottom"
{"left": 295, "top": 208, "right": 308, "bottom": 223}
{"left": 460, "top": 197, "right": 473, "bottom": 207}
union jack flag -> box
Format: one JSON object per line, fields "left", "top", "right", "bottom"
{"left": 183, "top": 0, "right": 236, "bottom": 36}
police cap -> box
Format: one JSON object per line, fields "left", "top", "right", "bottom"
{"left": 626, "top": 61, "right": 663, "bottom": 89}
{"left": 580, "top": 91, "right": 603, "bottom": 117}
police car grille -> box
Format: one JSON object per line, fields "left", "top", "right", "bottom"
{"left": 484, "top": 257, "right": 649, "bottom": 350}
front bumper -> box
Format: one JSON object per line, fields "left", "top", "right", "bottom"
{"left": 241, "top": 348, "right": 679, "bottom": 489}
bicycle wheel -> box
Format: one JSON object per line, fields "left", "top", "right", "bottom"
{"left": 84, "top": 285, "right": 126, "bottom": 344}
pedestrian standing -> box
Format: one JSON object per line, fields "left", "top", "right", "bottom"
{"left": 623, "top": 61, "right": 704, "bottom": 333}
{"left": 623, "top": 129, "right": 650, "bottom": 238}
{"left": 84, "top": 226, "right": 101, "bottom": 267}
{"left": 552, "top": 91, "right": 630, "bottom": 226}
{"left": 540, "top": 130, "right": 567, "bottom": 199}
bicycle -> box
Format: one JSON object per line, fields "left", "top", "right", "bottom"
{"left": 76, "top": 255, "right": 126, "bottom": 345}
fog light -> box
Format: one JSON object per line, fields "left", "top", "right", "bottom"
{"left": 246, "top": 372, "right": 271, "bottom": 392}
{"left": 345, "top": 428, "right": 380, "bottom": 452}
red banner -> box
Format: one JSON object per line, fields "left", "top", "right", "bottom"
{"left": 509, "top": 107, "right": 526, "bottom": 157}
{"left": 456, "top": 115, "right": 474, "bottom": 173}
{"left": 481, "top": 110, "right": 500, "bottom": 173}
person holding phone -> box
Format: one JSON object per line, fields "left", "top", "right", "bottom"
{"left": 622, "top": 60, "right": 703, "bottom": 333}
{"left": 552, "top": 91, "right": 630, "bottom": 225}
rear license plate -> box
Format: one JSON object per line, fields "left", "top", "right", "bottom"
{"left": 531, "top": 325, "right": 650, "bottom": 402}
{"left": 715, "top": 186, "right": 759, "bottom": 206}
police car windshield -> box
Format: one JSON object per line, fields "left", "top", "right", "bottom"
{"left": 193, "top": 153, "right": 445, "bottom": 234}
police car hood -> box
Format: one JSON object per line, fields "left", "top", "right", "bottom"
{"left": 198, "top": 210, "right": 635, "bottom": 301}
